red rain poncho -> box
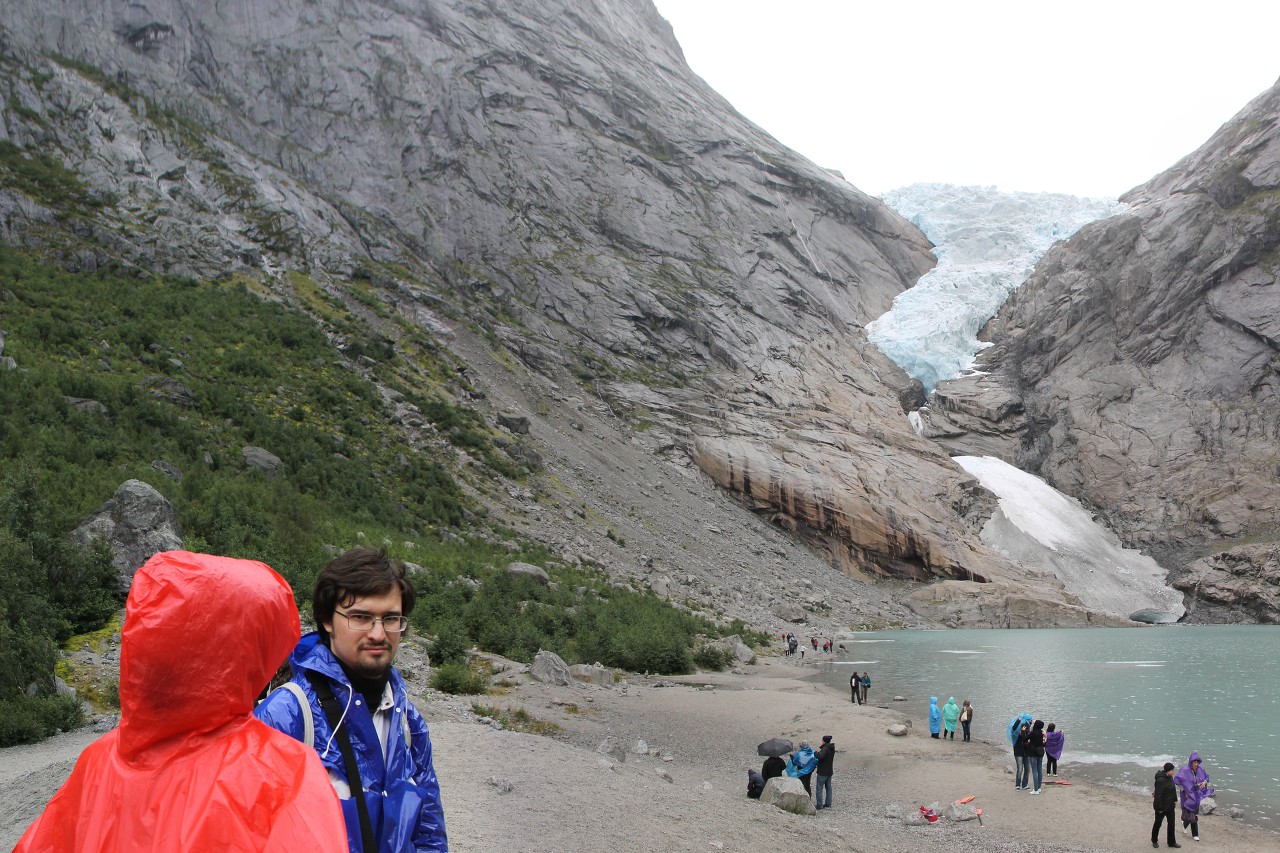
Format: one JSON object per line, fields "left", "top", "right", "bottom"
{"left": 15, "top": 551, "right": 347, "bottom": 852}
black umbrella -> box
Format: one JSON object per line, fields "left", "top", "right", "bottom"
{"left": 757, "top": 737, "right": 793, "bottom": 757}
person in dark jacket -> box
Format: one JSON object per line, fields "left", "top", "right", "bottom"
{"left": 761, "top": 754, "right": 787, "bottom": 782}
{"left": 850, "top": 671, "right": 861, "bottom": 704}
{"left": 814, "top": 735, "right": 836, "bottom": 810}
{"left": 1027, "top": 719, "right": 1047, "bottom": 794}
{"left": 1014, "top": 722, "right": 1032, "bottom": 790}
{"left": 1152, "top": 762, "right": 1182, "bottom": 848}
{"left": 746, "top": 769, "right": 766, "bottom": 799}
{"left": 256, "top": 547, "right": 447, "bottom": 852}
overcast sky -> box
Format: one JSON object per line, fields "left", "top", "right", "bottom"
{"left": 650, "top": 1, "right": 1280, "bottom": 198}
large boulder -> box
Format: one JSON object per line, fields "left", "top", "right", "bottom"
{"left": 506, "top": 561, "right": 550, "bottom": 584}
{"left": 242, "top": 446, "right": 283, "bottom": 475}
{"left": 73, "top": 479, "right": 183, "bottom": 593}
{"left": 530, "top": 649, "right": 573, "bottom": 686}
{"left": 760, "top": 776, "right": 815, "bottom": 815}
{"left": 569, "top": 662, "right": 615, "bottom": 687}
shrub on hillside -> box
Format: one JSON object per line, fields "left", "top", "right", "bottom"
{"left": 429, "top": 661, "right": 488, "bottom": 695}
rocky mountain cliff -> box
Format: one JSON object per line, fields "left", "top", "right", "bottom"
{"left": 928, "top": 77, "right": 1280, "bottom": 622}
{"left": 0, "top": 0, "right": 1223, "bottom": 626}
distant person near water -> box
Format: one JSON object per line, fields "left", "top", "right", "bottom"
{"left": 1152, "top": 761, "right": 1181, "bottom": 848}
{"left": 1014, "top": 721, "right": 1032, "bottom": 790}
{"left": 928, "top": 696, "right": 942, "bottom": 738}
{"left": 1045, "top": 723, "right": 1064, "bottom": 775}
{"left": 14, "top": 551, "right": 347, "bottom": 853}
{"left": 941, "top": 697, "right": 959, "bottom": 740}
{"left": 1027, "top": 719, "right": 1047, "bottom": 794}
{"left": 850, "top": 671, "right": 861, "bottom": 704}
{"left": 814, "top": 735, "right": 836, "bottom": 810}
{"left": 1174, "top": 751, "right": 1213, "bottom": 841}
{"left": 959, "top": 699, "right": 974, "bottom": 742}
{"left": 860, "top": 671, "right": 870, "bottom": 703}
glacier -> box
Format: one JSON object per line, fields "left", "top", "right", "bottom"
{"left": 955, "top": 456, "right": 1184, "bottom": 622}
{"left": 868, "top": 184, "right": 1124, "bottom": 393}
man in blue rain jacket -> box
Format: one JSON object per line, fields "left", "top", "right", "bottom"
{"left": 257, "top": 547, "right": 447, "bottom": 852}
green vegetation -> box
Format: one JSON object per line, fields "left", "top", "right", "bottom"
{"left": 0, "top": 139, "right": 107, "bottom": 213}
{"left": 412, "top": 565, "right": 730, "bottom": 675}
{"left": 0, "top": 467, "right": 121, "bottom": 745}
{"left": 470, "top": 703, "right": 562, "bottom": 735}
{"left": 428, "top": 661, "right": 489, "bottom": 695}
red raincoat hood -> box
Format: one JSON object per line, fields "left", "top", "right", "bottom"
{"left": 117, "top": 550, "right": 299, "bottom": 762}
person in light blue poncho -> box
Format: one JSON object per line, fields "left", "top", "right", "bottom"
{"left": 785, "top": 742, "right": 818, "bottom": 795}
{"left": 928, "top": 697, "right": 942, "bottom": 738}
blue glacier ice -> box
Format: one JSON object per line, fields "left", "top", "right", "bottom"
{"left": 868, "top": 184, "right": 1124, "bottom": 393}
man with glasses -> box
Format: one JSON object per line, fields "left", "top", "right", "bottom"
{"left": 256, "top": 547, "right": 447, "bottom": 852}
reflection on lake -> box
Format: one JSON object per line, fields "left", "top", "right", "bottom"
{"left": 819, "top": 626, "right": 1280, "bottom": 829}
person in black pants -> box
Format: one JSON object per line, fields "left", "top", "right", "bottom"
{"left": 1152, "top": 762, "right": 1182, "bottom": 848}
{"left": 850, "top": 672, "right": 861, "bottom": 704}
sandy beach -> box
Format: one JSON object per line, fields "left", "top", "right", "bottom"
{"left": 5, "top": 647, "right": 1276, "bottom": 852}
{"left": 428, "top": 652, "right": 1277, "bottom": 853}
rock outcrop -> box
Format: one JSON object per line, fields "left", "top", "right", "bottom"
{"left": 1175, "top": 545, "right": 1280, "bottom": 623}
{"left": 72, "top": 479, "right": 184, "bottom": 592}
{"left": 932, "top": 77, "right": 1280, "bottom": 613}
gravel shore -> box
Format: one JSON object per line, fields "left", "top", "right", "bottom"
{"left": 5, "top": 651, "right": 1275, "bottom": 852}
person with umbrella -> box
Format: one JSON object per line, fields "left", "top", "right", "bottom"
{"left": 757, "top": 737, "right": 791, "bottom": 783}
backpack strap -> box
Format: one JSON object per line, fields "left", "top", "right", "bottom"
{"left": 307, "top": 672, "right": 376, "bottom": 853}
{"left": 280, "top": 681, "right": 314, "bottom": 749}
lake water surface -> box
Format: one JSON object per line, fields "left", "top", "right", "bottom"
{"left": 820, "top": 626, "right": 1280, "bottom": 829}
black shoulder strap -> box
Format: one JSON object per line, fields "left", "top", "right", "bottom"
{"left": 307, "top": 672, "right": 376, "bottom": 852}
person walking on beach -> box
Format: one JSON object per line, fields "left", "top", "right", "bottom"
{"left": 941, "top": 697, "right": 960, "bottom": 740}
{"left": 1027, "top": 719, "right": 1047, "bottom": 794}
{"left": 850, "top": 671, "right": 861, "bottom": 704}
{"left": 928, "top": 696, "right": 942, "bottom": 739}
{"left": 14, "top": 552, "right": 348, "bottom": 853}
{"left": 1174, "top": 751, "right": 1213, "bottom": 841}
{"left": 786, "top": 742, "right": 818, "bottom": 795}
{"left": 1045, "top": 722, "right": 1064, "bottom": 775}
{"left": 860, "top": 671, "right": 870, "bottom": 703}
{"left": 1152, "top": 762, "right": 1181, "bottom": 848}
{"left": 959, "top": 699, "right": 974, "bottom": 742}
{"left": 1013, "top": 721, "right": 1032, "bottom": 790}
{"left": 814, "top": 735, "right": 836, "bottom": 810}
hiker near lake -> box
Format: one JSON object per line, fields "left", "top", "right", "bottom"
{"left": 256, "top": 547, "right": 448, "bottom": 852}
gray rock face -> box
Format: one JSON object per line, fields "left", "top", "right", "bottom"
{"left": 72, "top": 479, "right": 183, "bottom": 592}
{"left": 530, "top": 649, "right": 573, "bottom": 687}
{"left": 760, "top": 776, "right": 815, "bottom": 815}
{"left": 506, "top": 561, "right": 550, "bottom": 585}
{"left": 1175, "top": 545, "right": 1280, "bottom": 623}
{"left": 939, "top": 78, "right": 1280, "bottom": 597}
{"left": 0, "top": 0, "right": 1044, "bottom": 602}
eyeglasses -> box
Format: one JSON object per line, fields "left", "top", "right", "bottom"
{"left": 333, "top": 610, "right": 409, "bottom": 634}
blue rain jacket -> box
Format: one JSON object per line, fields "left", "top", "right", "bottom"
{"left": 1007, "top": 713, "right": 1033, "bottom": 747}
{"left": 928, "top": 697, "right": 942, "bottom": 734}
{"left": 255, "top": 632, "right": 447, "bottom": 852}
{"left": 785, "top": 745, "right": 818, "bottom": 777}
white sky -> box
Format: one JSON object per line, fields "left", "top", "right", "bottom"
{"left": 650, "top": 1, "right": 1280, "bottom": 198}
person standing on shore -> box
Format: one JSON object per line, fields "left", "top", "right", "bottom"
{"left": 941, "top": 697, "right": 960, "bottom": 740}
{"left": 1027, "top": 719, "right": 1047, "bottom": 794}
{"left": 959, "top": 699, "right": 974, "bottom": 742}
{"left": 814, "top": 735, "right": 836, "bottom": 810}
{"left": 928, "top": 697, "right": 942, "bottom": 739}
{"left": 1045, "top": 723, "right": 1064, "bottom": 775}
{"left": 850, "top": 671, "right": 861, "bottom": 704}
{"left": 1152, "top": 762, "right": 1182, "bottom": 848}
{"left": 786, "top": 742, "right": 818, "bottom": 795}
{"left": 860, "top": 671, "right": 870, "bottom": 703}
{"left": 1174, "top": 751, "right": 1213, "bottom": 841}
{"left": 1014, "top": 722, "right": 1032, "bottom": 790}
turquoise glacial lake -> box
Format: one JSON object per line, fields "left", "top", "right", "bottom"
{"left": 820, "top": 626, "right": 1280, "bottom": 830}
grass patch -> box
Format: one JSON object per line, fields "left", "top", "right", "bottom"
{"left": 471, "top": 703, "right": 562, "bottom": 736}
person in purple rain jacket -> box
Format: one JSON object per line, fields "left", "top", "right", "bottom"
{"left": 1173, "top": 751, "right": 1214, "bottom": 841}
{"left": 1044, "top": 723, "right": 1064, "bottom": 776}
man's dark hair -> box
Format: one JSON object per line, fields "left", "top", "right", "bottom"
{"left": 313, "top": 547, "right": 416, "bottom": 642}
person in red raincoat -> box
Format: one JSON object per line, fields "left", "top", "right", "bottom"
{"left": 15, "top": 550, "right": 348, "bottom": 852}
